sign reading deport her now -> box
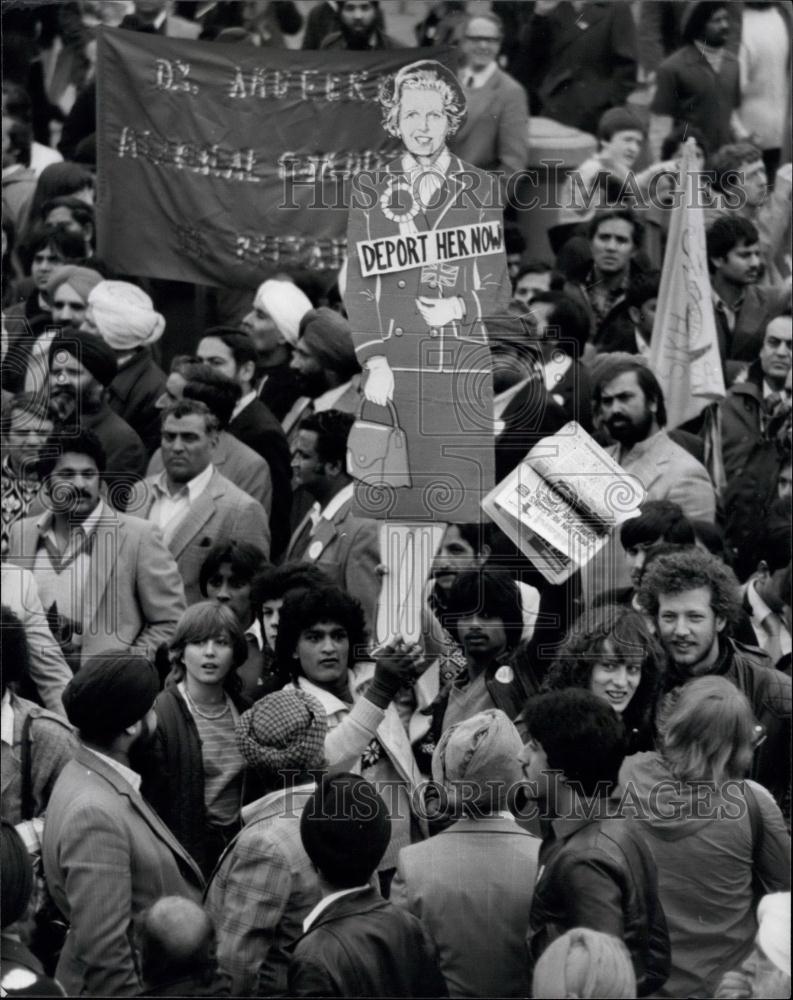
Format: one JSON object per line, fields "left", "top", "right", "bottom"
{"left": 96, "top": 28, "right": 455, "bottom": 288}
{"left": 356, "top": 220, "right": 504, "bottom": 277}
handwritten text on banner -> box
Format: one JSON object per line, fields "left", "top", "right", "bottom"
{"left": 96, "top": 29, "right": 454, "bottom": 288}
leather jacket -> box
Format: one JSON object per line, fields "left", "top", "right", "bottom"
{"left": 288, "top": 886, "right": 448, "bottom": 998}
{"left": 528, "top": 812, "right": 671, "bottom": 997}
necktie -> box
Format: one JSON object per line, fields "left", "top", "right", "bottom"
{"left": 287, "top": 503, "right": 320, "bottom": 561}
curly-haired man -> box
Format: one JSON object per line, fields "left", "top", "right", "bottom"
{"left": 638, "top": 548, "right": 791, "bottom": 809}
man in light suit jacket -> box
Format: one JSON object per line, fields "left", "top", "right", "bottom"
{"left": 150, "top": 356, "right": 273, "bottom": 515}
{"left": 391, "top": 709, "right": 540, "bottom": 999}
{"left": 450, "top": 12, "right": 529, "bottom": 178}
{"left": 6, "top": 431, "right": 186, "bottom": 669}
{"left": 147, "top": 428, "right": 272, "bottom": 517}
{"left": 128, "top": 400, "right": 271, "bottom": 605}
{"left": 1, "top": 563, "right": 72, "bottom": 714}
{"left": 43, "top": 653, "right": 204, "bottom": 998}
{"left": 286, "top": 410, "right": 381, "bottom": 629}
{"left": 586, "top": 359, "right": 716, "bottom": 598}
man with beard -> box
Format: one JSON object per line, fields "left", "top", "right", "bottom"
{"left": 649, "top": 2, "right": 739, "bottom": 162}
{"left": 5, "top": 430, "right": 186, "bottom": 669}
{"left": 47, "top": 330, "right": 147, "bottom": 508}
{"left": 242, "top": 278, "right": 308, "bottom": 424}
{"left": 196, "top": 328, "right": 292, "bottom": 552}
{"left": 637, "top": 548, "right": 791, "bottom": 811}
{"left": 290, "top": 308, "right": 362, "bottom": 423}
{"left": 587, "top": 359, "right": 715, "bottom": 597}
{"left": 42, "top": 653, "right": 204, "bottom": 997}
{"left": 596, "top": 359, "right": 715, "bottom": 522}
{"left": 319, "top": 0, "right": 401, "bottom": 50}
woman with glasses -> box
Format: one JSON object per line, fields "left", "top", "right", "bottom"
{"left": 619, "top": 675, "right": 790, "bottom": 998}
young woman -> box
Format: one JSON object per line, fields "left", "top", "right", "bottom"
{"left": 275, "top": 584, "right": 423, "bottom": 889}
{"left": 620, "top": 676, "right": 791, "bottom": 998}
{"left": 542, "top": 605, "right": 665, "bottom": 752}
{"left": 143, "top": 602, "right": 252, "bottom": 875}
{"left": 199, "top": 540, "right": 271, "bottom": 702}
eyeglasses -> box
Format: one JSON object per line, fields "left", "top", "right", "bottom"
{"left": 751, "top": 724, "right": 767, "bottom": 750}
{"left": 464, "top": 35, "right": 501, "bottom": 43}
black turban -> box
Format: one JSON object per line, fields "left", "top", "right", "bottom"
{"left": 63, "top": 651, "right": 159, "bottom": 743}
{"left": 300, "top": 773, "right": 391, "bottom": 887}
{"left": 1, "top": 820, "right": 33, "bottom": 928}
{"left": 49, "top": 330, "right": 118, "bottom": 388}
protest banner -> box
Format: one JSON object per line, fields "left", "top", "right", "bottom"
{"left": 482, "top": 422, "right": 646, "bottom": 584}
{"left": 649, "top": 139, "right": 726, "bottom": 427}
{"left": 96, "top": 29, "right": 453, "bottom": 288}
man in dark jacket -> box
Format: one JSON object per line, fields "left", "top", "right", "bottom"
{"left": 638, "top": 548, "right": 791, "bottom": 811}
{"left": 288, "top": 772, "right": 447, "bottom": 998}
{"left": 196, "top": 328, "right": 292, "bottom": 555}
{"left": 520, "top": 689, "right": 671, "bottom": 998}
{"left": 565, "top": 209, "right": 652, "bottom": 355}
{"left": 707, "top": 216, "right": 791, "bottom": 371}
{"left": 47, "top": 330, "right": 147, "bottom": 506}
{"left": 319, "top": 0, "right": 401, "bottom": 49}
{"left": 649, "top": 2, "right": 739, "bottom": 160}
{"left": 518, "top": 1, "right": 637, "bottom": 136}
{"left": 722, "top": 318, "right": 791, "bottom": 476}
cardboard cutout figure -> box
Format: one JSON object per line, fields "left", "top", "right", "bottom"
{"left": 346, "top": 59, "right": 510, "bottom": 524}
{"left": 344, "top": 60, "right": 511, "bottom": 641}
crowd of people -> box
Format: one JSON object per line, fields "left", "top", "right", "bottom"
{"left": 1, "top": 1, "right": 792, "bottom": 998}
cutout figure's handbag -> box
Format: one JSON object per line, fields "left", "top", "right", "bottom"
{"left": 347, "top": 399, "right": 412, "bottom": 488}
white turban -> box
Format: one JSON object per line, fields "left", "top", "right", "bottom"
{"left": 253, "top": 279, "right": 312, "bottom": 347}
{"left": 88, "top": 281, "right": 165, "bottom": 350}
{"left": 757, "top": 892, "right": 791, "bottom": 975}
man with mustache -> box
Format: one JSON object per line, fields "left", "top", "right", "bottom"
{"left": 5, "top": 430, "right": 186, "bottom": 670}
{"left": 47, "top": 330, "right": 147, "bottom": 508}
{"left": 589, "top": 359, "right": 716, "bottom": 595}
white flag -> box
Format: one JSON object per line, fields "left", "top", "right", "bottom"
{"left": 649, "top": 139, "right": 725, "bottom": 427}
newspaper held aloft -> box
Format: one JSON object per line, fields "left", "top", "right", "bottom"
{"left": 482, "top": 422, "right": 646, "bottom": 584}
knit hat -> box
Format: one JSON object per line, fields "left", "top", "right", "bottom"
{"left": 432, "top": 709, "right": 523, "bottom": 812}
{"left": 298, "top": 308, "right": 360, "bottom": 378}
{"left": 253, "top": 279, "right": 313, "bottom": 347}
{"left": 45, "top": 264, "right": 104, "bottom": 305}
{"left": 300, "top": 772, "right": 391, "bottom": 887}
{"left": 597, "top": 106, "right": 646, "bottom": 142}
{"left": 236, "top": 688, "right": 327, "bottom": 779}
{"left": 88, "top": 280, "right": 165, "bottom": 351}
{"left": 1, "top": 820, "right": 34, "bottom": 929}
{"left": 757, "top": 892, "right": 791, "bottom": 976}
{"left": 63, "top": 651, "right": 160, "bottom": 743}
{"left": 49, "top": 330, "right": 118, "bottom": 387}
{"left": 532, "top": 928, "right": 636, "bottom": 999}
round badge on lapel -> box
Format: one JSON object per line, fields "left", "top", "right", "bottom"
{"left": 494, "top": 665, "right": 514, "bottom": 685}
{"left": 307, "top": 540, "right": 323, "bottom": 561}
